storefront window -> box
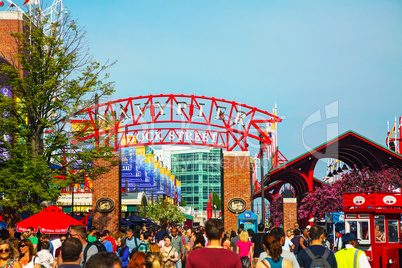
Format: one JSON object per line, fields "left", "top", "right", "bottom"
{"left": 388, "top": 220, "right": 399, "bottom": 243}
{"left": 374, "top": 216, "right": 385, "bottom": 243}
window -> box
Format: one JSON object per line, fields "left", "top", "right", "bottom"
{"left": 374, "top": 216, "right": 385, "bottom": 243}
{"left": 345, "top": 219, "right": 370, "bottom": 244}
{"left": 388, "top": 220, "right": 399, "bottom": 243}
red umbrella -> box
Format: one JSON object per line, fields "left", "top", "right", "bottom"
{"left": 16, "top": 206, "right": 85, "bottom": 234}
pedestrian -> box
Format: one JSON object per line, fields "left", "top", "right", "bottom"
{"left": 116, "top": 237, "right": 130, "bottom": 268}
{"left": 53, "top": 234, "right": 67, "bottom": 268}
{"left": 230, "top": 228, "right": 243, "bottom": 253}
{"left": 158, "top": 234, "right": 169, "bottom": 249}
{"left": 69, "top": 225, "right": 98, "bottom": 267}
{"left": 37, "top": 241, "right": 53, "bottom": 268}
{"left": 255, "top": 233, "right": 293, "bottom": 268}
{"left": 128, "top": 252, "right": 146, "bottom": 268}
{"left": 39, "top": 235, "right": 54, "bottom": 257}
{"left": 170, "top": 228, "right": 185, "bottom": 268}
{"left": 86, "top": 252, "right": 123, "bottom": 268}
{"left": 18, "top": 239, "right": 41, "bottom": 268}
{"left": 222, "top": 233, "right": 231, "bottom": 250}
{"left": 236, "top": 231, "right": 253, "bottom": 268}
{"left": 59, "top": 237, "right": 82, "bottom": 268}
{"left": 160, "top": 236, "right": 179, "bottom": 268}
{"left": 87, "top": 227, "right": 98, "bottom": 243}
{"left": 103, "top": 230, "right": 117, "bottom": 253}
{"left": 333, "top": 228, "right": 342, "bottom": 252}
{"left": 0, "top": 240, "right": 22, "bottom": 268}
{"left": 258, "top": 228, "right": 300, "bottom": 268}
{"left": 299, "top": 228, "right": 310, "bottom": 251}
{"left": 126, "top": 229, "right": 141, "bottom": 255}
{"left": 100, "top": 232, "right": 114, "bottom": 253}
{"left": 297, "top": 225, "right": 337, "bottom": 268}
{"left": 25, "top": 228, "right": 38, "bottom": 253}
{"left": 186, "top": 218, "right": 241, "bottom": 268}
{"left": 144, "top": 253, "right": 162, "bottom": 268}
{"left": 193, "top": 233, "right": 205, "bottom": 249}
{"left": 335, "top": 233, "right": 370, "bottom": 268}
{"left": 251, "top": 223, "right": 265, "bottom": 266}
{"left": 291, "top": 229, "right": 301, "bottom": 257}
{"left": 155, "top": 226, "right": 168, "bottom": 244}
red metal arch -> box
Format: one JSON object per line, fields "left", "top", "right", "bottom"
{"left": 72, "top": 94, "right": 281, "bottom": 151}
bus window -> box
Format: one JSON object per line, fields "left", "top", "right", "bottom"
{"left": 388, "top": 220, "right": 399, "bottom": 243}
{"left": 374, "top": 216, "right": 385, "bottom": 243}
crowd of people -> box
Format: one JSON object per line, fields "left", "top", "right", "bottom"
{"left": 0, "top": 220, "right": 371, "bottom": 268}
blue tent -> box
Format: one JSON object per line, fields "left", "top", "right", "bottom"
{"left": 325, "top": 212, "right": 344, "bottom": 223}
{"left": 125, "top": 215, "right": 148, "bottom": 224}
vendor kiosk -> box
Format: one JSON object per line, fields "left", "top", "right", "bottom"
{"left": 343, "top": 192, "right": 402, "bottom": 268}
{"left": 238, "top": 211, "right": 258, "bottom": 233}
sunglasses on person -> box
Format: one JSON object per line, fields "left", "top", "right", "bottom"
{"left": 19, "top": 244, "right": 26, "bottom": 248}
{"left": 0, "top": 248, "right": 10, "bottom": 254}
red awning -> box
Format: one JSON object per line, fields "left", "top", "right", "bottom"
{"left": 16, "top": 206, "right": 85, "bottom": 234}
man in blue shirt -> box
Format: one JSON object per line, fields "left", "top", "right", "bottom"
{"left": 99, "top": 231, "right": 113, "bottom": 253}
{"left": 126, "top": 228, "right": 141, "bottom": 254}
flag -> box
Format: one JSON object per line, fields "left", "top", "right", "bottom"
{"left": 390, "top": 121, "right": 396, "bottom": 139}
{"left": 386, "top": 120, "right": 390, "bottom": 148}
{"left": 23, "top": 0, "right": 40, "bottom": 5}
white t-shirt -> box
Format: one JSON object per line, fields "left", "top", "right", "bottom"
{"left": 22, "top": 256, "right": 42, "bottom": 268}
{"left": 37, "top": 249, "right": 54, "bottom": 268}
{"left": 282, "top": 238, "right": 294, "bottom": 252}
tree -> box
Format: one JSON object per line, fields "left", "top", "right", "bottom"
{"left": 147, "top": 197, "right": 186, "bottom": 225}
{"left": 269, "top": 194, "right": 283, "bottom": 226}
{"left": 212, "top": 191, "right": 221, "bottom": 210}
{"left": 298, "top": 167, "right": 402, "bottom": 220}
{"left": 179, "top": 199, "right": 187, "bottom": 207}
{"left": 0, "top": 7, "right": 116, "bottom": 222}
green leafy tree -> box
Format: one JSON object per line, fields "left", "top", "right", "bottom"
{"left": 212, "top": 191, "right": 221, "bottom": 210}
{"left": 179, "top": 199, "right": 187, "bottom": 206}
{"left": 147, "top": 197, "right": 186, "bottom": 225}
{"left": 0, "top": 7, "right": 116, "bottom": 224}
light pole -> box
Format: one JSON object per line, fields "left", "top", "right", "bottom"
{"left": 259, "top": 134, "right": 265, "bottom": 226}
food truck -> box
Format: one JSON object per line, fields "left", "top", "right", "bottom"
{"left": 343, "top": 192, "right": 402, "bottom": 268}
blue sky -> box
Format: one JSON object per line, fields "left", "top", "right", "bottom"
{"left": 5, "top": 1, "right": 402, "bottom": 175}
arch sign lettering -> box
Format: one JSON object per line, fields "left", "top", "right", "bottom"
{"left": 72, "top": 94, "right": 281, "bottom": 151}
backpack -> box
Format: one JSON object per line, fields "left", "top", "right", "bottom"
{"left": 83, "top": 241, "right": 107, "bottom": 264}
{"left": 304, "top": 247, "right": 331, "bottom": 268}
{"left": 130, "top": 239, "right": 145, "bottom": 258}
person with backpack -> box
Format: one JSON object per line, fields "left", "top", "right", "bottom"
{"left": 334, "top": 233, "right": 370, "bottom": 268}
{"left": 297, "top": 225, "right": 337, "bottom": 268}
{"left": 69, "top": 225, "right": 100, "bottom": 267}
{"left": 126, "top": 229, "right": 141, "bottom": 255}
{"left": 137, "top": 231, "right": 151, "bottom": 253}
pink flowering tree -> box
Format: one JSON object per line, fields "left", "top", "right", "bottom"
{"left": 298, "top": 167, "right": 402, "bottom": 220}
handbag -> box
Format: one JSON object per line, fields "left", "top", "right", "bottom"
{"left": 240, "top": 256, "right": 251, "bottom": 268}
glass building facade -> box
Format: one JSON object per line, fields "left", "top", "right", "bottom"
{"left": 171, "top": 148, "right": 221, "bottom": 211}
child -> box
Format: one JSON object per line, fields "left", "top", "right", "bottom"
{"left": 37, "top": 241, "right": 54, "bottom": 268}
